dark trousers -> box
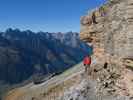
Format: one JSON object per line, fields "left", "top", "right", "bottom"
{"left": 84, "top": 64, "right": 90, "bottom": 75}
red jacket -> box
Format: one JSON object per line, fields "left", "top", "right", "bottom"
{"left": 83, "top": 56, "right": 91, "bottom": 65}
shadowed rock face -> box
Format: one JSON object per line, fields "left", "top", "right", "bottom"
{"left": 80, "top": 0, "right": 133, "bottom": 58}
{"left": 0, "top": 29, "right": 90, "bottom": 85}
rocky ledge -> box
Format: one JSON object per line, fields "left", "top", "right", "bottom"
{"left": 79, "top": 0, "right": 133, "bottom": 99}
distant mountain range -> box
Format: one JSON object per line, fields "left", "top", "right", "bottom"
{"left": 0, "top": 28, "right": 91, "bottom": 85}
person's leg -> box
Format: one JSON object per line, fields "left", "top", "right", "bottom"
{"left": 87, "top": 64, "right": 91, "bottom": 75}
{"left": 85, "top": 64, "right": 88, "bottom": 73}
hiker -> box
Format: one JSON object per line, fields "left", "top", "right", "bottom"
{"left": 83, "top": 54, "right": 91, "bottom": 75}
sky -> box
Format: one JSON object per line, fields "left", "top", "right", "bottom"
{"left": 0, "top": 0, "right": 107, "bottom": 32}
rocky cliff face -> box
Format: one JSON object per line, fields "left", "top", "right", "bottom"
{"left": 80, "top": 0, "right": 133, "bottom": 98}
{"left": 80, "top": 0, "right": 133, "bottom": 58}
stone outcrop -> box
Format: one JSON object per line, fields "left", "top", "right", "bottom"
{"left": 80, "top": 0, "right": 133, "bottom": 98}
{"left": 80, "top": 0, "right": 133, "bottom": 58}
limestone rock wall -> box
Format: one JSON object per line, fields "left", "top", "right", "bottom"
{"left": 80, "top": 0, "right": 133, "bottom": 58}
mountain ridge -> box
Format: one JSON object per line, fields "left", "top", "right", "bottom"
{"left": 0, "top": 28, "right": 90, "bottom": 99}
